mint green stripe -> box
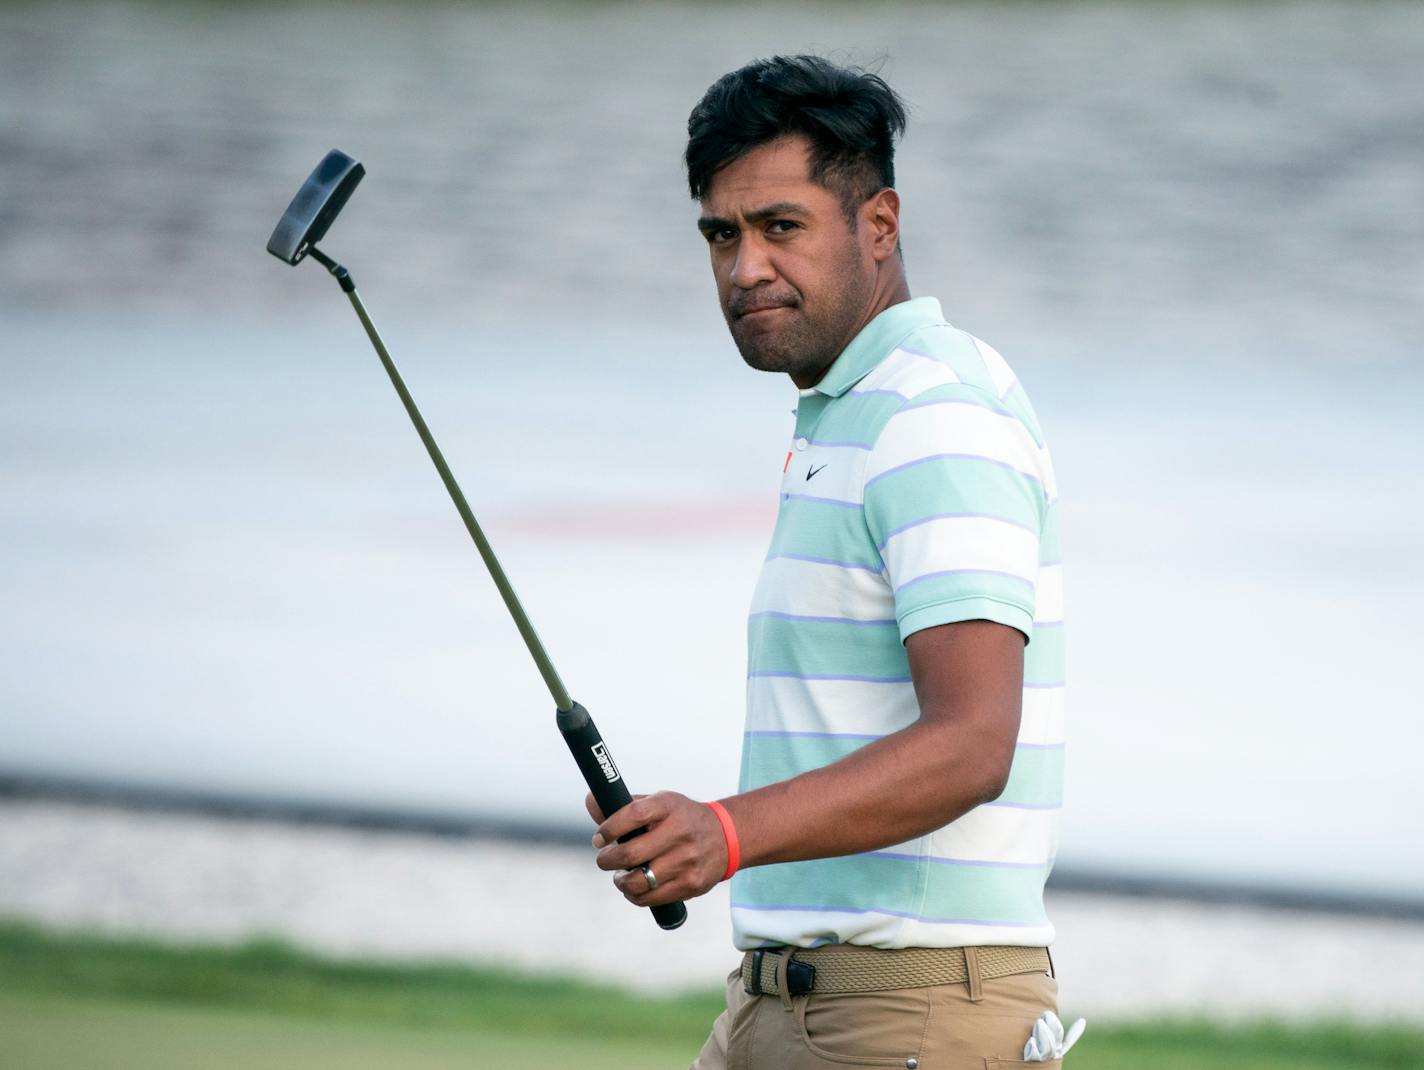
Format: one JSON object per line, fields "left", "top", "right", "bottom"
{"left": 1024, "top": 623, "right": 1065, "bottom": 685}
{"left": 998, "top": 746, "right": 1064, "bottom": 808}
{"left": 892, "top": 570, "right": 1034, "bottom": 621}
{"left": 744, "top": 732, "right": 1061, "bottom": 810}
{"left": 917, "top": 859, "right": 1050, "bottom": 923}
{"left": 749, "top": 616, "right": 906, "bottom": 679}
{"left": 767, "top": 498, "right": 878, "bottom": 564}
{"left": 1001, "top": 388, "right": 1047, "bottom": 446}
{"left": 736, "top": 854, "right": 1048, "bottom": 926}
{"left": 895, "top": 381, "right": 1013, "bottom": 416}
{"left": 865, "top": 460, "right": 1042, "bottom": 540}
{"left": 898, "top": 596, "right": 1033, "bottom": 643}
{"left": 810, "top": 391, "right": 905, "bottom": 438}
{"left": 1040, "top": 499, "right": 1062, "bottom": 564}
{"left": 741, "top": 733, "right": 872, "bottom": 790}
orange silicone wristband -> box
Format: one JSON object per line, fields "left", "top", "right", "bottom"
{"left": 705, "top": 800, "right": 741, "bottom": 881}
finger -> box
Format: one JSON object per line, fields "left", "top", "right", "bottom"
{"left": 592, "top": 792, "right": 665, "bottom": 850}
{"left": 613, "top": 861, "right": 674, "bottom": 907}
{"left": 612, "top": 864, "right": 658, "bottom": 899}
{"left": 615, "top": 860, "right": 703, "bottom": 906}
{"left": 589, "top": 793, "right": 649, "bottom": 845}
{"left": 595, "top": 817, "right": 676, "bottom": 872}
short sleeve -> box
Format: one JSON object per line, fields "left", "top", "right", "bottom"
{"left": 862, "top": 394, "right": 1047, "bottom": 644}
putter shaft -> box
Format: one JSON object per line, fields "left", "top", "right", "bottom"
{"left": 310, "top": 248, "right": 574, "bottom": 713}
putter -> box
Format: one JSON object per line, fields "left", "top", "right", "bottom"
{"left": 266, "top": 149, "right": 687, "bottom": 932}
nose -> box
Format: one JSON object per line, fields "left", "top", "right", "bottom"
{"left": 729, "top": 234, "right": 776, "bottom": 290}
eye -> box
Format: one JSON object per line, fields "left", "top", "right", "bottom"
{"left": 702, "top": 225, "right": 738, "bottom": 245}
{"left": 767, "top": 219, "right": 799, "bottom": 236}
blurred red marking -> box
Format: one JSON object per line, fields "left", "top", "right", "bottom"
{"left": 495, "top": 497, "right": 778, "bottom": 540}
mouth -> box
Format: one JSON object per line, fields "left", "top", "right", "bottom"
{"left": 733, "top": 303, "right": 795, "bottom": 321}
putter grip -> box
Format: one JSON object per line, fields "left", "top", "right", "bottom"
{"left": 556, "top": 701, "right": 688, "bottom": 931}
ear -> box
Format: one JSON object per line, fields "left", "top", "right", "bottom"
{"left": 863, "top": 188, "right": 901, "bottom": 263}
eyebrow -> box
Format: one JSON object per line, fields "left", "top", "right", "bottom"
{"left": 696, "top": 200, "right": 811, "bottom": 233}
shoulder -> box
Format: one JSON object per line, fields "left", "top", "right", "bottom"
{"left": 858, "top": 326, "right": 1055, "bottom": 502}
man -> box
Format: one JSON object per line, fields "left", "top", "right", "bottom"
{"left": 589, "top": 55, "right": 1070, "bottom": 1068}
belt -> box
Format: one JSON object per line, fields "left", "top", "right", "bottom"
{"left": 741, "top": 943, "right": 1051, "bottom": 997}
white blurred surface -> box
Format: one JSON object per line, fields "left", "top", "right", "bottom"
{"left": 2, "top": 0, "right": 1422, "bottom": 903}
{"left": 3, "top": 316, "right": 1420, "bottom": 899}
{"left": 2, "top": 800, "right": 1421, "bottom": 1022}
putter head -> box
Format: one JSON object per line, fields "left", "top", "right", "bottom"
{"left": 266, "top": 150, "right": 365, "bottom": 265}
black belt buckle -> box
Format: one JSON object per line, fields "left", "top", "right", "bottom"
{"left": 785, "top": 955, "right": 816, "bottom": 996}
{"left": 747, "top": 947, "right": 816, "bottom": 997}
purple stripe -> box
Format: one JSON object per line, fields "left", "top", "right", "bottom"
{"left": 876, "top": 510, "right": 1035, "bottom": 551}
{"left": 749, "top": 610, "right": 896, "bottom": 627}
{"left": 847, "top": 388, "right": 910, "bottom": 401}
{"left": 1033, "top": 619, "right": 1065, "bottom": 628}
{"left": 741, "top": 731, "right": 1058, "bottom": 749}
{"left": 748, "top": 671, "right": 913, "bottom": 684}
{"left": 865, "top": 452, "right": 1043, "bottom": 491}
{"left": 730, "top": 902, "right": 1049, "bottom": 928}
{"left": 780, "top": 492, "right": 862, "bottom": 510}
{"left": 897, "top": 395, "right": 1014, "bottom": 419}
{"left": 1023, "top": 681, "right": 1065, "bottom": 690}
{"left": 986, "top": 799, "right": 1062, "bottom": 811}
{"left": 765, "top": 551, "right": 883, "bottom": 573}
{"left": 891, "top": 342, "right": 946, "bottom": 361}
{"left": 868, "top": 851, "right": 1050, "bottom": 871}
{"left": 1039, "top": 558, "right": 1062, "bottom": 568}
{"left": 745, "top": 730, "right": 882, "bottom": 741}
{"left": 809, "top": 438, "right": 875, "bottom": 451}
{"left": 895, "top": 568, "right": 1035, "bottom": 595}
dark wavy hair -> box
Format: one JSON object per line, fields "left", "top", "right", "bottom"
{"left": 685, "top": 55, "right": 908, "bottom": 222}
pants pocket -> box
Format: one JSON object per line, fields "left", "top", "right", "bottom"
{"left": 794, "top": 988, "right": 931, "bottom": 1066}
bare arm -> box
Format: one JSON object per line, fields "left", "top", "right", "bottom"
{"left": 590, "top": 618, "right": 1025, "bottom": 905}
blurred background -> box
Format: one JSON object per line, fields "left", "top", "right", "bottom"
{"left": 2, "top": 1, "right": 1421, "bottom": 1066}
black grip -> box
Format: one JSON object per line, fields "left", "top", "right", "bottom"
{"left": 556, "top": 701, "right": 688, "bottom": 931}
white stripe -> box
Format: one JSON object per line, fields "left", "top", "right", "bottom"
{"left": 780, "top": 443, "right": 867, "bottom": 505}
{"left": 852, "top": 347, "right": 959, "bottom": 397}
{"left": 745, "top": 674, "right": 920, "bottom": 737}
{"left": 733, "top": 907, "right": 904, "bottom": 951}
{"left": 930, "top": 805, "right": 1060, "bottom": 866}
{"left": 745, "top": 673, "right": 1062, "bottom": 744}
{"left": 1017, "top": 684, "right": 1065, "bottom": 746}
{"left": 750, "top": 555, "right": 893, "bottom": 621}
{"left": 864, "top": 402, "right": 1047, "bottom": 488}
{"left": 894, "top": 917, "right": 1056, "bottom": 949}
{"left": 970, "top": 334, "right": 1019, "bottom": 399}
{"left": 883, "top": 515, "right": 1039, "bottom": 589}
{"left": 1034, "top": 564, "right": 1064, "bottom": 623}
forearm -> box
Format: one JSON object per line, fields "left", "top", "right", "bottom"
{"left": 590, "top": 621, "right": 1024, "bottom": 909}
{"left": 721, "top": 713, "right": 1014, "bottom": 868}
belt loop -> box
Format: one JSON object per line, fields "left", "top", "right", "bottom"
{"left": 1046, "top": 946, "right": 1056, "bottom": 980}
{"left": 963, "top": 946, "right": 984, "bottom": 1003}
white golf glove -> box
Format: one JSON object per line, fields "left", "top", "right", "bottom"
{"left": 1022, "top": 1010, "right": 1087, "bottom": 1061}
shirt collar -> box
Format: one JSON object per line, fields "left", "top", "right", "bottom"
{"left": 812, "top": 297, "right": 947, "bottom": 398}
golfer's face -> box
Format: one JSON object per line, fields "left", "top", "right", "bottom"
{"left": 698, "top": 136, "right": 872, "bottom": 386}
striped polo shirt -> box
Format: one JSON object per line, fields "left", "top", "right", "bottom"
{"left": 733, "top": 296, "right": 1064, "bottom": 952}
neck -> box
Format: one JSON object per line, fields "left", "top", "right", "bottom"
{"left": 790, "top": 267, "right": 912, "bottom": 390}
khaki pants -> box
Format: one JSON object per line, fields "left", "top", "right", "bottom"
{"left": 691, "top": 950, "right": 1060, "bottom": 1070}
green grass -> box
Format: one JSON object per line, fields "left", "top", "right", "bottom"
{"left": 1, "top": 918, "right": 1420, "bottom": 1069}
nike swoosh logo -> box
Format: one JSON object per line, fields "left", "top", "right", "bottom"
{"left": 806, "top": 464, "right": 828, "bottom": 481}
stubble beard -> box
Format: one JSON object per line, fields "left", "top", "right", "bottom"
{"left": 725, "top": 245, "right": 873, "bottom": 384}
